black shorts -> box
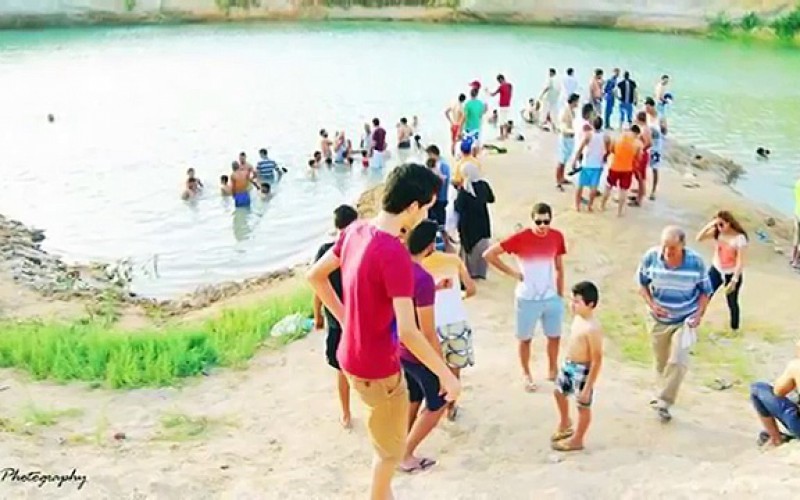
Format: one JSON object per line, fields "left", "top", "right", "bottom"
{"left": 428, "top": 200, "right": 447, "bottom": 226}
{"left": 401, "top": 359, "right": 446, "bottom": 411}
{"left": 325, "top": 327, "right": 342, "bottom": 370}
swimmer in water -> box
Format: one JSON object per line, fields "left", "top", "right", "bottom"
{"left": 308, "top": 158, "right": 319, "bottom": 170}
{"left": 230, "top": 161, "right": 258, "bottom": 208}
{"left": 334, "top": 132, "right": 353, "bottom": 163}
{"left": 237, "top": 152, "right": 255, "bottom": 177}
{"left": 186, "top": 168, "right": 204, "bottom": 190}
{"left": 47, "top": 114, "right": 55, "bottom": 123}
{"left": 313, "top": 151, "right": 323, "bottom": 168}
{"left": 182, "top": 177, "right": 200, "bottom": 200}
{"left": 320, "top": 130, "right": 334, "bottom": 160}
{"left": 220, "top": 175, "right": 232, "bottom": 196}
{"left": 756, "top": 147, "right": 771, "bottom": 160}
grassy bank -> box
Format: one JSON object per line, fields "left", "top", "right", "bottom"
{"left": 708, "top": 7, "right": 800, "bottom": 45}
{"left": 0, "top": 285, "right": 313, "bottom": 389}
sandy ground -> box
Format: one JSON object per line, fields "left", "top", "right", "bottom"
{"left": 3, "top": 128, "right": 800, "bottom": 499}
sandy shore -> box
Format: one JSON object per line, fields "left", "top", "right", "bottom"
{"left": 2, "top": 128, "right": 800, "bottom": 499}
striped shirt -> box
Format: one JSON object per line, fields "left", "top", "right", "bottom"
{"left": 256, "top": 158, "right": 278, "bottom": 180}
{"left": 636, "top": 246, "right": 712, "bottom": 324}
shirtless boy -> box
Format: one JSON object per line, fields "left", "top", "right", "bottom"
{"left": 320, "top": 130, "right": 334, "bottom": 160}
{"left": 220, "top": 175, "right": 232, "bottom": 196}
{"left": 551, "top": 280, "right": 604, "bottom": 452}
{"left": 230, "top": 160, "right": 257, "bottom": 208}
{"left": 445, "top": 94, "right": 466, "bottom": 156}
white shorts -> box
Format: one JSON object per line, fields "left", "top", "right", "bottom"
{"left": 370, "top": 150, "right": 386, "bottom": 169}
{"left": 497, "top": 107, "right": 510, "bottom": 126}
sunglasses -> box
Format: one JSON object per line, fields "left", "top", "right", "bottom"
{"left": 534, "top": 220, "right": 551, "bottom": 226}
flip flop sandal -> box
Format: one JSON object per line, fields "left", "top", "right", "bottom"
{"left": 551, "top": 440, "right": 584, "bottom": 452}
{"left": 419, "top": 458, "right": 437, "bottom": 470}
{"left": 447, "top": 404, "right": 460, "bottom": 422}
{"left": 550, "top": 428, "right": 574, "bottom": 442}
{"left": 524, "top": 379, "right": 538, "bottom": 393}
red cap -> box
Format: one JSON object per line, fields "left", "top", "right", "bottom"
{"left": 469, "top": 80, "right": 481, "bottom": 89}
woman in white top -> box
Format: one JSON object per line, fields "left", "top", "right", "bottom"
{"left": 696, "top": 210, "right": 748, "bottom": 332}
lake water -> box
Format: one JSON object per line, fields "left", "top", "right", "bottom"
{"left": 1, "top": 22, "right": 799, "bottom": 298}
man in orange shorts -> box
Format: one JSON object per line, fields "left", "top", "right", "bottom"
{"left": 630, "top": 111, "right": 652, "bottom": 207}
{"left": 602, "top": 124, "right": 642, "bottom": 217}
{"left": 445, "top": 93, "right": 466, "bottom": 156}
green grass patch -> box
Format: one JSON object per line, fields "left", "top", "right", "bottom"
{"left": 599, "top": 309, "right": 651, "bottom": 365}
{"left": 692, "top": 328, "right": 755, "bottom": 389}
{"left": 0, "top": 286, "right": 313, "bottom": 389}
{"left": 22, "top": 404, "right": 83, "bottom": 427}
{"left": 154, "top": 412, "right": 236, "bottom": 442}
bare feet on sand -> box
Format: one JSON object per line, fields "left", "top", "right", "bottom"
{"left": 340, "top": 414, "right": 352, "bottom": 430}
{"left": 524, "top": 376, "right": 538, "bottom": 393}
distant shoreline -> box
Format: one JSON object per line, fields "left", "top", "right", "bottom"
{"left": 0, "top": 5, "right": 743, "bottom": 37}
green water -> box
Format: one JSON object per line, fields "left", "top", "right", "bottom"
{"left": 1, "top": 22, "right": 799, "bottom": 297}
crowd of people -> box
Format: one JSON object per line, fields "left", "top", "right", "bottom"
{"left": 302, "top": 66, "right": 800, "bottom": 500}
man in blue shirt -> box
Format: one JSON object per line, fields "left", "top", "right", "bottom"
{"left": 425, "top": 145, "right": 450, "bottom": 227}
{"left": 256, "top": 148, "right": 281, "bottom": 184}
{"left": 603, "top": 68, "right": 619, "bottom": 130}
{"left": 636, "top": 225, "right": 711, "bottom": 423}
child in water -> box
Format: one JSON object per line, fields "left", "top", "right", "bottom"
{"left": 220, "top": 175, "right": 232, "bottom": 196}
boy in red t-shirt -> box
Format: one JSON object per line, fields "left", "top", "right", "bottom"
{"left": 484, "top": 202, "right": 567, "bottom": 392}
{"left": 308, "top": 163, "right": 460, "bottom": 500}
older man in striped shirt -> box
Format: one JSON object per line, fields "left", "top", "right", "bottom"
{"left": 636, "top": 225, "right": 712, "bottom": 422}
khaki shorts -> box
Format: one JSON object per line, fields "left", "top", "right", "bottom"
{"left": 345, "top": 371, "right": 409, "bottom": 462}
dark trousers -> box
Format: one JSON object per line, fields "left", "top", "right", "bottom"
{"left": 604, "top": 96, "right": 615, "bottom": 129}
{"left": 751, "top": 382, "right": 800, "bottom": 437}
{"left": 708, "top": 267, "right": 742, "bottom": 330}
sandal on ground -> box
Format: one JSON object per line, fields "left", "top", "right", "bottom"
{"left": 550, "top": 428, "right": 574, "bottom": 442}
{"left": 551, "top": 440, "right": 584, "bottom": 452}
{"left": 447, "top": 404, "right": 459, "bottom": 422}
{"left": 398, "top": 457, "right": 437, "bottom": 474}
{"left": 524, "top": 378, "right": 538, "bottom": 393}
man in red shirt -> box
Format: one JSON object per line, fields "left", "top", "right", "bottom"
{"left": 484, "top": 202, "right": 567, "bottom": 392}
{"left": 491, "top": 74, "right": 513, "bottom": 140}
{"left": 308, "top": 163, "right": 460, "bottom": 500}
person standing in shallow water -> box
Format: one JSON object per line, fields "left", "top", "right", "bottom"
{"left": 636, "top": 225, "right": 711, "bottom": 423}
{"left": 695, "top": 211, "right": 748, "bottom": 333}
{"left": 313, "top": 204, "right": 359, "bottom": 430}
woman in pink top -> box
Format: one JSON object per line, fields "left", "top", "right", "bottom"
{"left": 696, "top": 210, "right": 748, "bottom": 332}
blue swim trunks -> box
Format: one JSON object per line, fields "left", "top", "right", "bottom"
{"left": 556, "top": 360, "right": 593, "bottom": 407}
{"left": 233, "top": 191, "right": 251, "bottom": 208}
{"left": 578, "top": 167, "right": 603, "bottom": 188}
{"left": 558, "top": 136, "right": 575, "bottom": 165}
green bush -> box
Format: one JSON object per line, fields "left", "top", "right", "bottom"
{"left": 0, "top": 286, "right": 312, "bottom": 388}
{"left": 709, "top": 12, "right": 734, "bottom": 36}
{"left": 739, "top": 11, "right": 761, "bottom": 32}
{"left": 771, "top": 7, "right": 800, "bottom": 41}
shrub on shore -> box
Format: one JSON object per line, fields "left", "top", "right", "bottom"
{"left": 708, "top": 7, "right": 800, "bottom": 44}
{"left": 0, "top": 286, "right": 312, "bottom": 389}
